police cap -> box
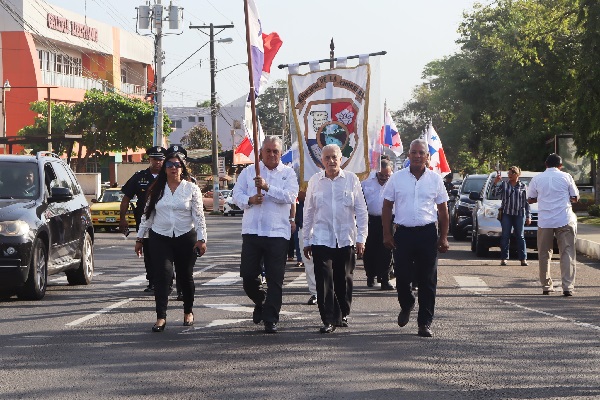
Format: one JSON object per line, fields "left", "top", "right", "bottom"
{"left": 166, "top": 144, "right": 187, "bottom": 159}
{"left": 146, "top": 146, "right": 167, "bottom": 159}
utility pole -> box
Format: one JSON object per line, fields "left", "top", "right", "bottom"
{"left": 154, "top": 1, "right": 164, "bottom": 146}
{"left": 189, "top": 22, "right": 234, "bottom": 213}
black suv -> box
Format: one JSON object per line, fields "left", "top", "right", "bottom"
{"left": 0, "top": 153, "right": 94, "bottom": 300}
{"left": 450, "top": 174, "right": 488, "bottom": 240}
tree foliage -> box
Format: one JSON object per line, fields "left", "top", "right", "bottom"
{"left": 180, "top": 123, "right": 219, "bottom": 175}
{"left": 17, "top": 101, "right": 74, "bottom": 155}
{"left": 256, "top": 79, "right": 290, "bottom": 147}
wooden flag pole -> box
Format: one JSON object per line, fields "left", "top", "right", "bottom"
{"left": 243, "top": 0, "right": 262, "bottom": 187}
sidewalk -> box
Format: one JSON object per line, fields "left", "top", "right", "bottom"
{"left": 577, "top": 223, "right": 600, "bottom": 260}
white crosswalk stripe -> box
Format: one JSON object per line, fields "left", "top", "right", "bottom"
{"left": 202, "top": 271, "right": 242, "bottom": 286}
{"left": 454, "top": 276, "right": 491, "bottom": 292}
{"left": 286, "top": 273, "right": 308, "bottom": 287}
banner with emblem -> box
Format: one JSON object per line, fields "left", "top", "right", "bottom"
{"left": 288, "top": 63, "right": 372, "bottom": 187}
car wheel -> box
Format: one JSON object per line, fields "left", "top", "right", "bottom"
{"left": 66, "top": 232, "right": 94, "bottom": 285}
{"left": 475, "top": 234, "right": 489, "bottom": 257}
{"left": 17, "top": 238, "right": 48, "bottom": 300}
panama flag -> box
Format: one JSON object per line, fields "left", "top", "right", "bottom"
{"left": 425, "top": 124, "right": 451, "bottom": 175}
{"left": 383, "top": 110, "right": 403, "bottom": 156}
{"left": 234, "top": 103, "right": 265, "bottom": 164}
{"left": 248, "top": 0, "right": 283, "bottom": 97}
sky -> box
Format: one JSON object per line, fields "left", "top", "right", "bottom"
{"left": 47, "top": 0, "right": 487, "bottom": 112}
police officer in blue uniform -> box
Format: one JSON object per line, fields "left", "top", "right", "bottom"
{"left": 120, "top": 146, "right": 167, "bottom": 292}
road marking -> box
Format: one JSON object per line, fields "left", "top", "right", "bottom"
{"left": 202, "top": 271, "right": 241, "bottom": 286}
{"left": 66, "top": 298, "right": 133, "bottom": 327}
{"left": 49, "top": 272, "right": 103, "bottom": 284}
{"left": 114, "top": 274, "right": 147, "bottom": 287}
{"left": 454, "top": 276, "right": 491, "bottom": 292}
{"left": 286, "top": 273, "right": 308, "bottom": 287}
{"left": 204, "top": 303, "right": 299, "bottom": 316}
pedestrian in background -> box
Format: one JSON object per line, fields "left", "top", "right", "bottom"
{"left": 135, "top": 150, "right": 207, "bottom": 332}
{"left": 303, "top": 144, "right": 368, "bottom": 334}
{"left": 528, "top": 153, "right": 579, "bottom": 296}
{"left": 361, "top": 156, "right": 394, "bottom": 290}
{"left": 491, "top": 166, "right": 531, "bottom": 266}
{"left": 232, "top": 136, "right": 299, "bottom": 334}
{"left": 296, "top": 191, "right": 317, "bottom": 305}
{"left": 120, "top": 146, "right": 167, "bottom": 293}
{"left": 382, "top": 139, "right": 449, "bottom": 338}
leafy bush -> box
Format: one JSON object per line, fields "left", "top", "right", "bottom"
{"left": 588, "top": 204, "right": 600, "bottom": 217}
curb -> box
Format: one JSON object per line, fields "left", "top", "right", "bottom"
{"left": 576, "top": 238, "right": 600, "bottom": 260}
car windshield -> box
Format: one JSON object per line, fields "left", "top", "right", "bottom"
{"left": 101, "top": 190, "right": 125, "bottom": 202}
{"left": 461, "top": 178, "right": 486, "bottom": 194}
{"left": 486, "top": 177, "right": 533, "bottom": 200}
{"left": 0, "top": 161, "right": 40, "bottom": 199}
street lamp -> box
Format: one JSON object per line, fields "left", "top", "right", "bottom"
{"left": 91, "top": 124, "right": 98, "bottom": 173}
{"left": 1, "top": 79, "right": 11, "bottom": 143}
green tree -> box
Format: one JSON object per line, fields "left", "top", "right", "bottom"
{"left": 17, "top": 101, "right": 75, "bottom": 155}
{"left": 256, "top": 79, "right": 290, "bottom": 147}
{"left": 180, "top": 123, "right": 219, "bottom": 175}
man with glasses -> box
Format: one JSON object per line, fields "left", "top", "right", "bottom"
{"left": 361, "top": 156, "right": 394, "bottom": 290}
{"left": 232, "top": 136, "right": 299, "bottom": 333}
{"left": 120, "top": 146, "right": 167, "bottom": 293}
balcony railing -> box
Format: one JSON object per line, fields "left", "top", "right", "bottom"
{"left": 41, "top": 71, "right": 104, "bottom": 91}
{"left": 121, "top": 82, "right": 145, "bottom": 96}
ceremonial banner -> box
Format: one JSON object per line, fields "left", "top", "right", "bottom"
{"left": 288, "top": 64, "right": 372, "bottom": 187}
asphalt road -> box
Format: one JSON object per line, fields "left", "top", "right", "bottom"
{"left": 1, "top": 215, "right": 599, "bottom": 399}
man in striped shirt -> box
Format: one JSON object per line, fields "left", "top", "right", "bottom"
{"left": 491, "top": 166, "right": 531, "bottom": 266}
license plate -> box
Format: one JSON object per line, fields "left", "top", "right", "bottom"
{"left": 106, "top": 217, "right": 116, "bottom": 222}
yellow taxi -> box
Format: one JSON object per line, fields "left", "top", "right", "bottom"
{"left": 90, "top": 188, "right": 136, "bottom": 232}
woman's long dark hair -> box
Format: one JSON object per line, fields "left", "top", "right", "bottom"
{"left": 144, "top": 152, "right": 190, "bottom": 219}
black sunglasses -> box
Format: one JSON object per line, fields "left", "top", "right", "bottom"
{"left": 165, "top": 161, "right": 182, "bottom": 168}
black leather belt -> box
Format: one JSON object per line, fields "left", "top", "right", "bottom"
{"left": 395, "top": 222, "right": 435, "bottom": 230}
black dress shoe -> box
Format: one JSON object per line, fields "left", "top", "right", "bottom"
{"left": 152, "top": 322, "right": 166, "bottom": 332}
{"left": 143, "top": 284, "right": 154, "bottom": 293}
{"left": 320, "top": 324, "right": 336, "bottom": 334}
{"left": 176, "top": 292, "right": 184, "bottom": 301}
{"left": 563, "top": 291, "right": 573, "bottom": 297}
{"left": 418, "top": 325, "right": 433, "bottom": 337}
{"left": 335, "top": 317, "right": 348, "bottom": 328}
{"left": 542, "top": 290, "right": 554, "bottom": 295}
{"left": 264, "top": 322, "right": 277, "bottom": 333}
{"left": 252, "top": 304, "right": 263, "bottom": 324}
{"left": 366, "top": 277, "right": 375, "bottom": 287}
{"left": 398, "top": 306, "right": 413, "bottom": 327}
{"left": 380, "top": 281, "right": 395, "bottom": 290}
{"left": 307, "top": 295, "right": 317, "bottom": 305}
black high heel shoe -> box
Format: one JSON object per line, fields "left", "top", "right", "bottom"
{"left": 152, "top": 321, "right": 167, "bottom": 332}
{"left": 183, "top": 312, "right": 194, "bottom": 327}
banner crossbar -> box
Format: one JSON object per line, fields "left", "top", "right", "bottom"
{"left": 277, "top": 51, "right": 387, "bottom": 70}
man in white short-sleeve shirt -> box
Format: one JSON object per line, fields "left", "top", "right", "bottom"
{"left": 528, "top": 153, "right": 579, "bottom": 296}
{"left": 382, "top": 139, "right": 449, "bottom": 338}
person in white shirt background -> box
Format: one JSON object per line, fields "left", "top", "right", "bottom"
{"left": 303, "top": 144, "right": 368, "bottom": 334}
{"left": 382, "top": 139, "right": 449, "bottom": 338}
{"left": 232, "top": 136, "right": 299, "bottom": 334}
{"left": 135, "top": 151, "right": 207, "bottom": 332}
{"left": 361, "top": 156, "right": 394, "bottom": 290}
{"left": 527, "top": 153, "right": 579, "bottom": 296}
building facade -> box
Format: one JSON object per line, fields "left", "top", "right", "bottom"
{"left": 0, "top": 0, "right": 154, "bottom": 152}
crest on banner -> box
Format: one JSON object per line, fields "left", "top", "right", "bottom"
{"left": 288, "top": 64, "right": 371, "bottom": 187}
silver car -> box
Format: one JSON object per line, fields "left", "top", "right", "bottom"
{"left": 469, "top": 171, "right": 540, "bottom": 257}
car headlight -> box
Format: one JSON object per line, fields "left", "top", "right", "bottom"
{"left": 483, "top": 205, "right": 499, "bottom": 219}
{"left": 0, "top": 220, "right": 30, "bottom": 236}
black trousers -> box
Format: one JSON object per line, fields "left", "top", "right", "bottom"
{"left": 363, "top": 215, "right": 393, "bottom": 281}
{"left": 240, "top": 235, "right": 288, "bottom": 324}
{"left": 149, "top": 229, "right": 197, "bottom": 319}
{"left": 312, "top": 245, "right": 355, "bottom": 326}
{"left": 392, "top": 223, "right": 438, "bottom": 326}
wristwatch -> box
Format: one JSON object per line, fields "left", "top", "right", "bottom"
{"left": 289, "top": 218, "right": 295, "bottom": 222}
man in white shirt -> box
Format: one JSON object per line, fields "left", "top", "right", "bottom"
{"left": 303, "top": 144, "right": 368, "bottom": 334}
{"left": 382, "top": 139, "right": 449, "bottom": 338}
{"left": 527, "top": 153, "right": 579, "bottom": 296}
{"left": 361, "top": 157, "right": 394, "bottom": 290}
{"left": 232, "top": 136, "right": 299, "bottom": 334}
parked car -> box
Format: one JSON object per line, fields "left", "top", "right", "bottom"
{"left": 90, "top": 188, "right": 136, "bottom": 232}
{"left": 202, "top": 190, "right": 226, "bottom": 212}
{"left": 450, "top": 174, "right": 488, "bottom": 240}
{"left": 469, "top": 171, "right": 540, "bottom": 257}
{"left": 0, "top": 153, "right": 94, "bottom": 300}
{"left": 223, "top": 190, "right": 243, "bottom": 216}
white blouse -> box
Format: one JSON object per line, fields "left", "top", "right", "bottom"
{"left": 137, "top": 180, "right": 207, "bottom": 242}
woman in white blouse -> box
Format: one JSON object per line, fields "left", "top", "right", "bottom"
{"left": 135, "top": 151, "right": 207, "bottom": 332}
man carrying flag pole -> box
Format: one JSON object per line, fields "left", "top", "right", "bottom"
{"left": 232, "top": 0, "right": 298, "bottom": 334}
